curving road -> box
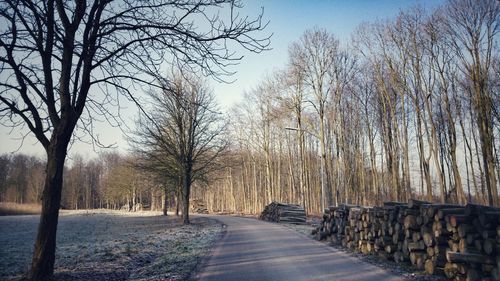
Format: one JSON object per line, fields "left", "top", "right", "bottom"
{"left": 195, "top": 215, "right": 403, "bottom": 281}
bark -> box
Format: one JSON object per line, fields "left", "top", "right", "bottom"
{"left": 163, "top": 187, "right": 168, "bottom": 216}
{"left": 297, "top": 108, "right": 306, "bottom": 211}
{"left": 175, "top": 189, "right": 180, "bottom": 216}
{"left": 401, "top": 94, "right": 411, "bottom": 201}
{"left": 319, "top": 108, "right": 332, "bottom": 208}
{"left": 366, "top": 111, "right": 379, "bottom": 205}
{"left": 28, "top": 134, "right": 70, "bottom": 280}
{"left": 182, "top": 169, "right": 191, "bottom": 224}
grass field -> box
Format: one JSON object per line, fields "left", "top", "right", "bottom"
{"left": 0, "top": 202, "right": 41, "bottom": 216}
{"left": 0, "top": 210, "right": 223, "bottom": 281}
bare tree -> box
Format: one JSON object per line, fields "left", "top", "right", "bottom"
{"left": 131, "top": 75, "right": 228, "bottom": 224}
{"left": 290, "top": 28, "right": 339, "bottom": 208}
{"left": 279, "top": 64, "right": 308, "bottom": 209}
{"left": 443, "top": 0, "right": 499, "bottom": 206}
{"left": 0, "top": 0, "right": 268, "bottom": 279}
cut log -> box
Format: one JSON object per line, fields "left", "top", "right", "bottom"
{"left": 483, "top": 238, "right": 498, "bottom": 255}
{"left": 436, "top": 208, "right": 465, "bottom": 221}
{"left": 492, "top": 267, "right": 500, "bottom": 281}
{"left": 383, "top": 201, "right": 406, "bottom": 207}
{"left": 457, "top": 224, "right": 473, "bottom": 238}
{"left": 404, "top": 215, "right": 419, "bottom": 230}
{"left": 450, "top": 215, "right": 472, "bottom": 228}
{"left": 408, "top": 241, "right": 425, "bottom": 252}
{"left": 465, "top": 268, "right": 481, "bottom": 281}
{"left": 410, "top": 251, "right": 426, "bottom": 269}
{"left": 408, "top": 199, "right": 431, "bottom": 209}
{"left": 446, "top": 251, "right": 495, "bottom": 264}
{"left": 425, "top": 259, "right": 435, "bottom": 275}
{"left": 444, "top": 262, "right": 459, "bottom": 279}
{"left": 464, "top": 203, "right": 500, "bottom": 216}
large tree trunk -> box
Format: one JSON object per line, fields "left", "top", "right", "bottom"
{"left": 28, "top": 138, "right": 69, "bottom": 281}
{"left": 182, "top": 169, "right": 191, "bottom": 224}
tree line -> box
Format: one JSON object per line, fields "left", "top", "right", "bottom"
{"left": 0, "top": 152, "right": 178, "bottom": 212}
{"left": 197, "top": 0, "right": 500, "bottom": 213}
{"left": 2, "top": 0, "right": 498, "bottom": 218}
{"left": 2, "top": 0, "right": 498, "bottom": 217}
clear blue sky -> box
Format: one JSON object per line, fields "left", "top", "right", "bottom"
{"left": 0, "top": 0, "right": 445, "bottom": 161}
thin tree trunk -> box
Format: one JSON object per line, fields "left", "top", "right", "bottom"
{"left": 401, "top": 94, "right": 411, "bottom": 201}
{"left": 163, "top": 187, "right": 168, "bottom": 216}
{"left": 175, "top": 189, "right": 180, "bottom": 216}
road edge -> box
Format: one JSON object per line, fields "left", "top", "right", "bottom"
{"left": 188, "top": 216, "right": 228, "bottom": 281}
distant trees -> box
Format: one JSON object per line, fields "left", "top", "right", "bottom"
{"left": 130, "top": 75, "right": 228, "bottom": 224}
{"left": 0, "top": 152, "right": 160, "bottom": 211}
{"left": 0, "top": 154, "right": 45, "bottom": 203}
{"left": 99, "top": 155, "right": 152, "bottom": 211}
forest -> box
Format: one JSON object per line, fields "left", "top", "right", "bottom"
{"left": 1, "top": 0, "right": 499, "bottom": 217}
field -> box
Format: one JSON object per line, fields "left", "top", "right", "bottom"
{"left": 0, "top": 209, "right": 223, "bottom": 281}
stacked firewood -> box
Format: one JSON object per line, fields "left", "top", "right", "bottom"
{"left": 315, "top": 199, "right": 500, "bottom": 280}
{"left": 439, "top": 204, "right": 500, "bottom": 280}
{"left": 190, "top": 199, "right": 209, "bottom": 214}
{"left": 259, "top": 201, "right": 306, "bottom": 224}
{"left": 315, "top": 204, "right": 354, "bottom": 242}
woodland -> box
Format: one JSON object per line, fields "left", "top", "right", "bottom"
{"left": 2, "top": 0, "right": 498, "bottom": 215}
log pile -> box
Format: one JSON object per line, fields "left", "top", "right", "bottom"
{"left": 190, "top": 199, "right": 209, "bottom": 214}
{"left": 259, "top": 201, "right": 306, "bottom": 224}
{"left": 315, "top": 199, "right": 500, "bottom": 280}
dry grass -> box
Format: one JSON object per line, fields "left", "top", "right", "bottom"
{"left": 0, "top": 202, "right": 41, "bottom": 216}
{"left": 0, "top": 210, "right": 223, "bottom": 281}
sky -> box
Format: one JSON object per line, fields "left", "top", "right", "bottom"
{"left": 0, "top": 0, "right": 445, "bottom": 162}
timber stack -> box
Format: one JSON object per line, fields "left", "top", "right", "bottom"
{"left": 190, "top": 199, "right": 209, "bottom": 214}
{"left": 315, "top": 199, "right": 500, "bottom": 280}
{"left": 259, "top": 201, "right": 306, "bottom": 224}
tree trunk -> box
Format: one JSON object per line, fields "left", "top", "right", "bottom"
{"left": 182, "top": 171, "right": 191, "bottom": 224}
{"left": 28, "top": 139, "right": 69, "bottom": 281}
{"left": 175, "top": 189, "right": 180, "bottom": 216}
{"left": 319, "top": 107, "right": 332, "bottom": 208}
{"left": 132, "top": 186, "right": 136, "bottom": 211}
{"left": 401, "top": 95, "right": 411, "bottom": 202}
{"left": 151, "top": 189, "right": 156, "bottom": 211}
{"left": 163, "top": 187, "right": 168, "bottom": 216}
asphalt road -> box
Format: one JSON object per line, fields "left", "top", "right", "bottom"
{"left": 195, "top": 215, "right": 403, "bottom": 281}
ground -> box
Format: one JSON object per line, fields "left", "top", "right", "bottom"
{"left": 1, "top": 210, "right": 446, "bottom": 281}
{"left": 0, "top": 210, "right": 223, "bottom": 281}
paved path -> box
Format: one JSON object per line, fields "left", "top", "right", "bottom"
{"left": 195, "top": 216, "right": 403, "bottom": 281}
